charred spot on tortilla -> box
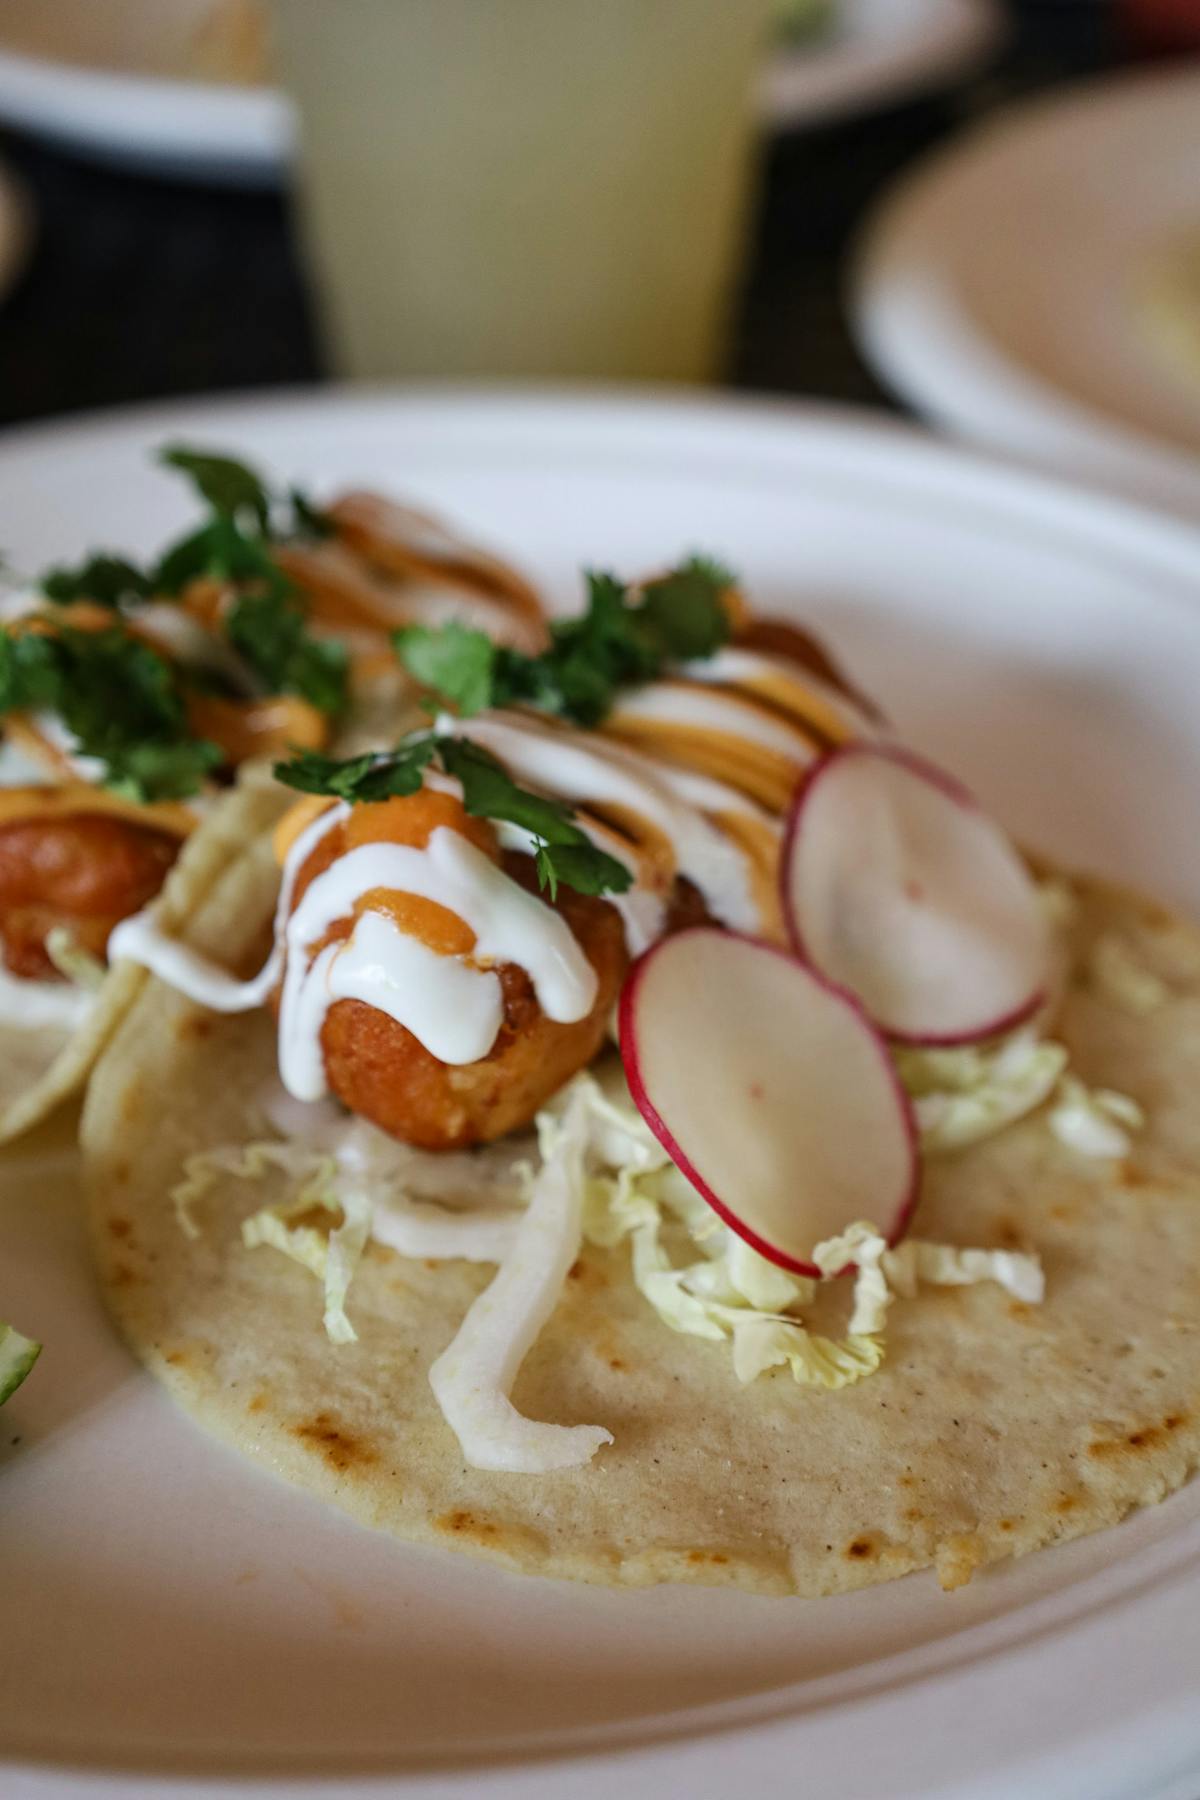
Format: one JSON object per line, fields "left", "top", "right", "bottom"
{"left": 291, "top": 1412, "right": 378, "bottom": 1474}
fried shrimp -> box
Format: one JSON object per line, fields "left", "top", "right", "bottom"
{"left": 0, "top": 808, "right": 182, "bottom": 979}
{"left": 284, "top": 790, "right": 630, "bottom": 1150}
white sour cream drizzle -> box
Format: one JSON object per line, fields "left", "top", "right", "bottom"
{"left": 605, "top": 679, "right": 824, "bottom": 763}
{"left": 111, "top": 652, "right": 865, "bottom": 1099}
{"left": 275, "top": 827, "right": 597, "bottom": 1100}
{"left": 678, "top": 648, "right": 880, "bottom": 739}
{"left": 438, "top": 710, "right": 771, "bottom": 937}
{"left": 112, "top": 804, "right": 598, "bottom": 1103}
{"left": 108, "top": 793, "right": 346, "bottom": 1013}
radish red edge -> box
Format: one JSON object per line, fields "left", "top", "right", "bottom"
{"left": 780, "top": 742, "right": 1048, "bottom": 1049}
{"left": 616, "top": 929, "right": 921, "bottom": 1280}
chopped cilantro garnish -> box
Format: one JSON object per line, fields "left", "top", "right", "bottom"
{"left": 394, "top": 556, "right": 733, "bottom": 726}
{"left": 225, "top": 591, "right": 349, "bottom": 715}
{"left": 152, "top": 516, "right": 264, "bottom": 595}
{"left": 277, "top": 737, "right": 438, "bottom": 805}
{"left": 153, "top": 446, "right": 348, "bottom": 717}
{"left": 639, "top": 557, "right": 735, "bottom": 660}
{"left": 41, "top": 554, "right": 152, "bottom": 609}
{"left": 395, "top": 619, "right": 498, "bottom": 717}
{"left": 1, "top": 444, "right": 347, "bottom": 797}
{"left": 289, "top": 487, "right": 335, "bottom": 540}
{"left": 159, "top": 446, "right": 271, "bottom": 533}
{"left": 158, "top": 446, "right": 331, "bottom": 545}
{"left": 19, "top": 445, "right": 344, "bottom": 715}
{"left": 274, "top": 734, "right": 631, "bottom": 900}
{"left": 0, "top": 625, "right": 222, "bottom": 802}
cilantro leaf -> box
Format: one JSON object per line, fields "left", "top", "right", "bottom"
{"left": 274, "top": 737, "right": 437, "bottom": 803}
{"left": 0, "top": 624, "right": 222, "bottom": 803}
{"left": 226, "top": 591, "right": 349, "bottom": 715}
{"left": 272, "top": 731, "right": 632, "bottom": 899}
{"left": 639, "top": 556, "right": 734, "bottom": 661}
{"left": 0, "top": 629, "right": 60, "bottom": 713}
{"left": 437, "top": 738, "right": 585, "bottom": 845}
{"left": 393, "top": 622, "right": 498, "bottom": 717}
{"left": 393, "top": 556, "right": 734, "bottom": 729}
{"left": 102, "top": 738, "right": 225, "bottom": 803}
{"left": 153, "top": 480, "right": 349, "bottom": 717}
{"left": 159, "top": 445, "right": 331, "bottom": 545}
{"left": 159, "top": 446, "right": 271, "bottom": 531}
{"left": 534, "top": 839, "right": 631, "bottom": 900}
{"left": 41, "top": 554, "right": 152, "bottom": 609}
{"left": 153, "top": 515, "right": 288, "bottom": 596}
{"left": 152, "top": 521, "right": 225, "bottom": 595}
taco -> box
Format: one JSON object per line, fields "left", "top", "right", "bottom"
{"left": 0, "top": 446, "right": 543, "bottom": 1142}
{"left": 81, "top": 557, "right": 1200, "bottom": 1595}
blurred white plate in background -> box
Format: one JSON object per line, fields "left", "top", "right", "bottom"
{"left": 0, "top": 0, "right": 1002, "bottom": 187}
{"left": 852, "top": 66, "right": 1200, "bottom": 521}
{"left": 0, "top": 0, "right": 287, "bottom": 186}
{"left": 2, "top": 387, "right": 1200, "bottom": 1800}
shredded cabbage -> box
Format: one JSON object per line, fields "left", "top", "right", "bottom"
{"left": 889, "top": 879, "right": 1145, "bottom": 1160}
{"left": 170, "top": 1051, "right": 1062, "bottom": 1467}
{"left": 1089, "top": 935, "right": 1169, "bottom": 1015}
{"left": 1038, "top": 877, "right": 1080, "bottom": 932}
{"left": 730, "top": 1318, "right": 884, "bottom": 1386}
{"left": 171, "top": 1139, "right": 333, "bottom": 1242}
{"left": 170, "top": 1127, "right": 524, "bottom": 1343}
{"left": 896, "top": 1027, "right": 1143, "bottom": 1164}
{"left": 896, "top": 1030, "right": 1069, "bottom": 1151}
{"left": 1049, "top": 1078, "right": 1143, "bottom": 1159}
{"left": 569, "top": 1076, "right": 1044, "bottom": 1394}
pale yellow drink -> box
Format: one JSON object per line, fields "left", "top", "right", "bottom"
{"left": 273, "top": 0, "right": 775, "bottom": 381}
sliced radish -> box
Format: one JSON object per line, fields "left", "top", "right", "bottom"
{"left": 618, "top": 929, "right": 917, "bottom": 1276}
{"left": 782, "top": 744, "right": 1049, "bottom": 1047}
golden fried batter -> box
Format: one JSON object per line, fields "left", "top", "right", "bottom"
{"left": 320, "top": 864, "right": 629, "bottom": 1150}
{"left": 0, "top": 812, "right": 181, "bottom": 979}
{"left": 284, "top": 792, "right": 630, "bottom": 1149}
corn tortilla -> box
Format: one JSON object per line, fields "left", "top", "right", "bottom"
{"left": 80, "top": 822, "right": 1200, "bottom": 1595}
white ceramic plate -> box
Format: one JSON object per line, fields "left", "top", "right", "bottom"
{"left": 852, "top": 66, "right": 1200, "bottom": 521}
{"left": 0, "top": 0, "right": 1001, "bottom": 186}
{"left": 3, "top": 389, "right": 1200, "bottom": 1800}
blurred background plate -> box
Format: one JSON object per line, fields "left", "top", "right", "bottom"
{"left": 0, "top": 0, "right": 1005, "bottom": 190}
{"left": 763, "top": 0, "right": 1004, "bottom": 128}
{"left": 0, "top": 0, "right": 289, "bottom": 187}
{"left": 852, "top": 64, "right": 1200, "bottom": 520}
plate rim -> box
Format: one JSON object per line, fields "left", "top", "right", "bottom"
{"left": 0, "top": 378, "right": 1196, "bottom": 582}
